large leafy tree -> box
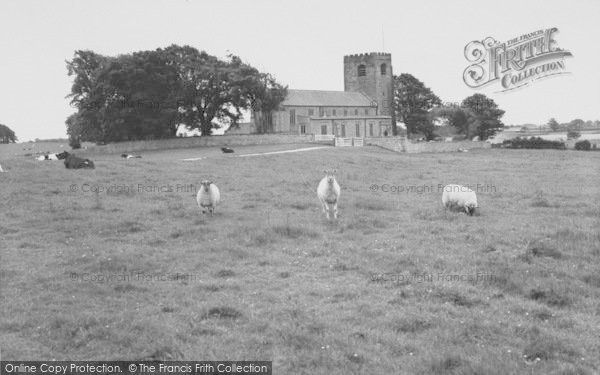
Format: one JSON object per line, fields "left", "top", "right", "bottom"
{"left": 66, "top": 45, "right": 287, "bottom": 142}
{"left": 159, "top": 45, "right": 286, "bottom": 136}
{"left": 0, "top": 124, "right": 17, "bottom": 143}
{"left": 461, "top": 94, "right": 505, "bottom": 140}
{"left": 393, "top": 74, "right": 441, "bottom": 140}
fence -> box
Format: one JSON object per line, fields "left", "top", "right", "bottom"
{"left": 80, "top": 134, "right": 315, "bottom": 155}
{"left": 365, "top": 137, "right": 491, "bottom": 153}
{"left": 314, "top": 134, "right": 335, "bottom": 142}
{"left": 352, "top": 138, "right": 364, "bottom": 147}
{"left": 334, "top": 137, "right": 353, "bottom": 147}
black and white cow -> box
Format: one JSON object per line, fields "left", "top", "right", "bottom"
{"left": 221, "top": 147, "right": 234, "bottom": 153}
{"left": 36, "top": 151, "right": 70, "bottom": 161}
{"left": 64, "top": 154, "right": 95, "bottom": 169}
{"left": 121, "top": 153, "right": 142, "bottom": 159}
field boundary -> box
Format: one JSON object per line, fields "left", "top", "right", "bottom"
{"left": 81, "top": 134, "right": 315, "bottom": 155}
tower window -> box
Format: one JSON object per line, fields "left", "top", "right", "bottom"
{"left": 333, "top": 109, "right": 336, "bottom": 116}
{"left": 344, "top": 109, "right": 348, "bottom": 116}
{"left": 354, "top": 109, "right": 358, "bottom": 115}
{"left": 358, "top": 64, "right": 366, "bottom": 77}
{"left": 290, "top": 109, "right": 296, "bottom": 125}
{"left": 380, "top": 63, "right": 387, "bottom": 75}
{"left": 308, "top": 109, "right": 314, "bottom": 116}
{"left": 355, "top": 123, "right": 360, "bottom": 137}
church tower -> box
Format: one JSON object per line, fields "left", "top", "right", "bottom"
{"left": 343, "top": 52, "right": 395, "bottom": 123}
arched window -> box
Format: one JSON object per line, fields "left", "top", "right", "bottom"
{"left": 358, "top": 64, "right": 366, "bottom": 77}
{"left": 380, "top": 63, "right": 387, "bottom": 75}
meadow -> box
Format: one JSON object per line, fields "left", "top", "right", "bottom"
{"left": 1, "top": 143, "right": 599, "bottom": 374}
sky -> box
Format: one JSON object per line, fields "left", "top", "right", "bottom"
{"left": 1, "top": 0, "right": 599, "bottom": 141}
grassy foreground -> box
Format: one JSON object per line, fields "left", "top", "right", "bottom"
{"left": 1, "top": 144, "right": 599, "bottom": 374}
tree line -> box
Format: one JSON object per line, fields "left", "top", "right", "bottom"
{"left": 392, "top": 73, "right": 505, "bottom": 141}
{"left": 65, "top": 45, "right": 287, "bottom": 147}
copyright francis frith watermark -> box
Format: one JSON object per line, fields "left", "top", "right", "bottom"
{"left": 463, "top": 27, "right": 573, "bottom": 92}
{"left": 371, "top": 272, "right": 497, "bottom": 285}
{"left": 368, "top": 183, "right": 496, "bottom": 194}
{"left": 68, "top": 183, "right": 198, "bottom": 194}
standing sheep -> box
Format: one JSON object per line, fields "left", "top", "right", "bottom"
{"left": 196, "top": 180, "right": 220, "bottom": 216}
{"left": 441, "top": 184, "right": 478, "bottom": 216}
{"left": 317, "top": 169, "right": 341, "bottom": 220}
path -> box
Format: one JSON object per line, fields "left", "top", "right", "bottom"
{"left": 182, "top": 146, "right": 330, "bottom": 161}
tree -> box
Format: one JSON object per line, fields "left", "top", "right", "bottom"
{"left": 66, "top": 45, "right": 287, "bottom": 142}
{"left": 461, "top": 94, "right": 505, "bottom": 140}
{"left": 163, "top": 46, "right": 287, "bottom": 136}
{"left": 0, "top": 124, "right": 17, "bottom": 143}
{"left": 429, "top": 106, "right": 479, "bottom": 139}
{"left": 394, "top": 74, "right": 441, "bottom": 139}
{"left": 569, "top": 119, "right": 585, "bottom": 129}
{"left": 547, "top": 118, "right": 559, "bottom": 132}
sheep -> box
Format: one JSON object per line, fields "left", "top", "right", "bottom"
{"left": 317, "top": 169, "right": 340, "bottom": 220}
{"left": 196, "top": 180, "right": 220, "bottom": 216}
{"left": 441, "top": 184, "right": 478, "bottom": 216}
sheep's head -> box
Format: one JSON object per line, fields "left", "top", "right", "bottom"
{"left": 323, "top": 169, "right": 337, "bottom": 184}
{"left": 465, "top": 203, "right": 477, "bottom": 216}
{"left": 200, "top": 180, "right": 213, "bottom": 192}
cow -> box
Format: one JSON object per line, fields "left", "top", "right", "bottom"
{"left": 36, "top": 151, "right": 70, "bottom": 161}
{"left": 64, "top": 154, "right": 95, "bottom": 169}
{"left": 121, "top": 153, "right": 142, "bottom": 159}
{"left": 221, "top": 147, "right": 234, "bottom": 153}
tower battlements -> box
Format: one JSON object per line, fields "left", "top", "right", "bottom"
{"left": 344, "top": 52, "right": 391, "bottom": 60}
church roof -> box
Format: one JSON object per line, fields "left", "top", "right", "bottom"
{"left": 282, "top": 89, "right": 375, "bottom": 107}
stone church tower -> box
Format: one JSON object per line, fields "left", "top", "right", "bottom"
{"left": 343, "top": 52, "right": 396, "bottom": 126}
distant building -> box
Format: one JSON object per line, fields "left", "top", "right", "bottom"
{"left": 226, "top": 52, "right": 395, "bottom": 137}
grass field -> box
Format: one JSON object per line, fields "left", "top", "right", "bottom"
{"left": 1, "top": 143, "right": 599, "bottom": 374}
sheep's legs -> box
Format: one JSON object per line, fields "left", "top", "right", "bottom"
{"left": 332, "top": 203, "right": 338, "bottom": 219}
{"left": 320, "top": 199, "right": 328, "bottom": 214}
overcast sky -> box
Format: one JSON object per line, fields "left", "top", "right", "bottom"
{"left": 1, "top": 0, "right": 598, "bottom": 141}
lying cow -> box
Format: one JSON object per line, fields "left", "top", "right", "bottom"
{"left": 64, "top": 154, "right": 95, "bottom": 169}
{"left": 36, "top": 151, "right": 70, "bottom": 161}
{"left": 121, "top": 153, "right": 142, "bottom": 159}
{"left": 221, "top": 147, "right": 234, "bottom": 153}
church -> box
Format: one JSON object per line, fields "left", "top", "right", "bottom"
{"left": 227, "top": 52, "right": 396, "bottom": 137}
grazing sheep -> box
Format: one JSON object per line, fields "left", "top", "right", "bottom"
{"left": 221, "top": 147, "right": 234, "bottom": 153}
{"left": 441, "top": 184, "right": 478, "bottom": 216}
{"left": 317, "top": 169, "right": 341, "bottom": 220}
{"left": 196, "top": 180, "right": 220, "bottom": 216}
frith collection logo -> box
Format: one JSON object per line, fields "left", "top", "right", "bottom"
{"left": 463, "top": 27, "right": 573, "bottom": 92}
